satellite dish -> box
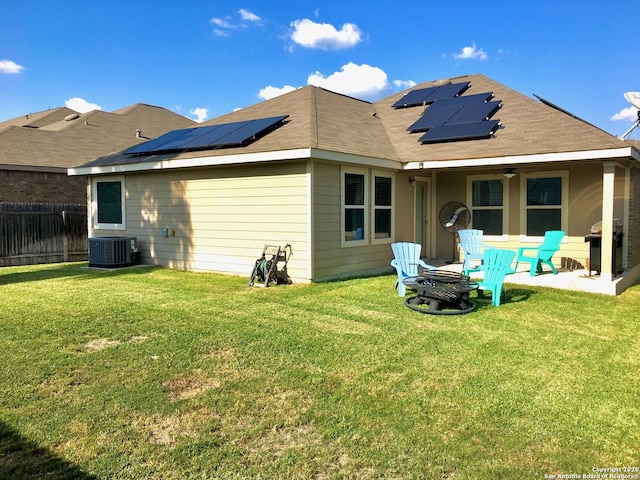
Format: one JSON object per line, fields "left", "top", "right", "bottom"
{"left": 624, "top": 92, "right": 640, "bottom": 109}
{"left": 619, "top": 92, "right": 640, "bottom": 140}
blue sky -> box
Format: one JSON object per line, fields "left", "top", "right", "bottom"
{"left": 1, "top": 0, "right": 639, "bottom": 137}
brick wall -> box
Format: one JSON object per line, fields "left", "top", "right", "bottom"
{"left": 0, "top": 170, "right": 87, "bottom": 204}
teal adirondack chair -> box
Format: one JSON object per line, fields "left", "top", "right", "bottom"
{"left": 514, "top": 230, "right": 565, "bottom": 277}
{"left": 390, "top": 242, "right": 435, "bottom": 297}
{"left": 466, "top": 248, "right": 515, "bottom": 306}
{"left": 458, "top": 229, "right": 488, "bottom": 273}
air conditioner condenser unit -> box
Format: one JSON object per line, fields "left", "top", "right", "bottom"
{"left": 89, "top": 236, "right": 137, "bottom": 268}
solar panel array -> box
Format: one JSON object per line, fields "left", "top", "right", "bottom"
{"left": 396, "top": 83, "right": 502, "bottom": 144}
{"left": 125, "top": 115, "right": 289, "bottom": 155}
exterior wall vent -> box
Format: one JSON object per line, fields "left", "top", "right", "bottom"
{"left": 89, "top": 236, "right": 137, "bottom": 268}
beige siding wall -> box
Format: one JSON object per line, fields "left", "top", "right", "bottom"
{"left": 91, "top": 162, "right": 310, "bottom": 281}
{"left": 312, "top": 161, "right": 399, "bottom": 281}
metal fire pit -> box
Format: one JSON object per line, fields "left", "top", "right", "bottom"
{"left": 403, "top": 270, "right": 478, "bottom": 315}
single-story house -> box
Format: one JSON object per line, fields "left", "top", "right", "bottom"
{"left": 1, "top": 104, "right": 195, "bottom": 204}
{"left": 69, "top": 74, "right": 640, "bottom": 294}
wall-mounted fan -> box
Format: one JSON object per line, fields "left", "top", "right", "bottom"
{"left": 438, "top": 201, "right": 471, "bottom": 263}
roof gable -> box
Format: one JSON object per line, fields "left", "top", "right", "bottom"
{"left": 375, "top": 74, "right": 626, "bottom": 162}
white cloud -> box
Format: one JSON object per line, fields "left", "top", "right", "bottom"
{"left": 238, "top": 9, "right": 260, "bottom": 22}
{"left": 290, "top": 18, "right": 361, "bottom": 50}
{"left": 211, "top": 10, "right": 261, "bottom": 36}
{"left": 393, "top": 79, "right": 417, "bottom": 89}
{"left": 453, "top": 43, "right": 488, "bottom": 60}
{"left": 189, "top": 107, "right": 209, "bottom": 123}
{"left": 211, "top": 17, "right": 232, "bottom": 28}
{"left": 307, "top": 62, "right": 388, "bottom": 99}
{"left": 0, "top": 59, "right": 24, "bottom": 74}
{"left": 65, "top": 97, "right": 101, "bottom": 113}
{"left": 611, "top": 106, "right": 639, "bottom": 122}
{"left": 258, "top": 85, "right": 297, "bottom": 100}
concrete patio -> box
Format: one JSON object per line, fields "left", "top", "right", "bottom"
{"left": 429, "top": 258, "right": 639, "bottom": 296}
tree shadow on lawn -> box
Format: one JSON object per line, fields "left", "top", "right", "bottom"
{"left": 0, "top": 421, "right": 97, "bottom": 480}
{"left": 0, "top": 262, "right": 153, "bottom": 286}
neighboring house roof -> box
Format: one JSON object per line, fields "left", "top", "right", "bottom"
{"left": 0, "top": 107, "right": 79, "bottom": 130}
{"left": 1, "top": 104, "right": 196, "bottom": 171}
{"left": 70, "top": 74, "right": 639, "bottom": 175}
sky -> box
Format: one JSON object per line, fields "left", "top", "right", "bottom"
{"left": 1, "top": 0, "right": 639, "bottom": 137}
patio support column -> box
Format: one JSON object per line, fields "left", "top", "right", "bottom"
{"left": 600, "top": 162, "right": 616, "bottom": 282}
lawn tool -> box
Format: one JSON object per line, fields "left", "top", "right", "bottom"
{"left": 248, "top": 244, "right": 293, "bottom": 287}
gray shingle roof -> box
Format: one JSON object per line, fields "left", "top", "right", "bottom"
{"left": 72, "top": 74, "right": 634, "bottom": 172}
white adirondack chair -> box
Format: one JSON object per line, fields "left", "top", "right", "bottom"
{"left": 390, "top": 242, "right": 435, "bottom": 297}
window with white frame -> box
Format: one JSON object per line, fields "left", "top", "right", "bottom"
{"left": 341, "top": 168, "right": 394, "bottom": 246}
{"left": 468, "top": 175, "right": 507, "bottom": 237}
{"left": 522, "top": 172, "right": 567, "bottom": 237}
{"left": 93, "top": 176, "right": 126, "bottom": 230}
{"left": 372, "top": 172, "right": 393, "bottom": 242}
{"left": 343, "top": 170, "right": 367, "bottom": 244}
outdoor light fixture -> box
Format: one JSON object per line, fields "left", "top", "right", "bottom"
{"left": 503, "top": 168, "right": 516, "bottom": 179}
{"left": 409, "top": 177, "right": 416, "bottom": 185}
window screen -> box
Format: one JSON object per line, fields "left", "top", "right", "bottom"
{"left": 374, "top": 176, "right": 392, "bottom": 238}
{"left": 471, "top": 179, "right": 503, "bottom": 235}
{"left": 526, "top": 177, "right": 562, "bottom": 235}
{"left": 97, "top": 181, "right": 123, "bottom": 224}
{"left": 344, "top": 173, "right": 365, "bottom": 241}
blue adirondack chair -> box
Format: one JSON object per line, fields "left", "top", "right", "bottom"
{"left": 458, "top": 229, "right": 488, "bottom": 273}
{"left": 390, "top": 242, "right": 435, "bottom": 297}
{"left": 466, "top": 248, "right": 515, "bottom": 306}
{"left": 514, "top": 230, "right": 565, "bottom": 277}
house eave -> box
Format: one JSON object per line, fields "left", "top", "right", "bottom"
{"left": 403, "top": 147, "right": 637, "bottom": 170}
{"left": 68, "top": 148, "right": 402, "bottom": 176}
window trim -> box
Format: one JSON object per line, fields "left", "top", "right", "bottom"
{"left": 341, "top": 167, "right": 368, "bottom": 247}
{"left": 371, "top": 170, "right": 394, "bottom": 245}
{"left": 466, "top": 174, "right": 509, "bottom": 241}
{"left": 92, "top": 176, "right": 126, "bottom": 231}
{"left": 519, "top": 170, "right": 568, "bottom": 242}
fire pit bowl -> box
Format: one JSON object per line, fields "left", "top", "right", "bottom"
{"left": 403, "top": 270, "right": 478, "bottom": 315}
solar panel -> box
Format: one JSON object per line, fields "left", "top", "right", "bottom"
{"left": 419, "top": 120, "right": 500, "bottom": 144}
{"left": 392, "top": 82, "right": 470, "bottom": 108}
{"left": 408, "top": 105, "right": 462, "bottom": 132}
{"left": 124, "top": 115, "right": 288, "bottom": 155}
{"left": 426, "top": 82, "right": 470, "bottom": 102}
{"left": 392, "top": 87, "right": 439, "bottom": 108}
{"left": 447, "top": 101, "right": 501, "bottom": 125}
{"left": 124, "top": 128, "right": 195, "bottom": 154}
{"left": 428, "top": 92, "right": 494, "bottom": 109}
{"left": 213, "top": 116, "right": 289, "bottom": 146}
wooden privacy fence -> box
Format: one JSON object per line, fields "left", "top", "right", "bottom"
{"left": 0, "top": 203, "right": 88, "bottom": 267}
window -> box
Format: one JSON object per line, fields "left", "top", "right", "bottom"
{"left": 341, "top": 168, "right": 394, "bottom": 246}
{"left": 343, "top": 171, "right": 366, "bottom": 243}
{"left": 373, "top": 174, "right": 393, "bottom": 242}
{"left": 526, "top": 177, "right": 561, "bottom": 236}
{"left": 521, "top": 172, "right": 567, "bottom": 238}
{"left": 93, "top": 177, "right": 125, "bottom": 230}
{"left": 467, "top": 175, "right": 508, "bottom": 239}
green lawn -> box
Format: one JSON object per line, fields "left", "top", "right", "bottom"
{"left": 1, "top": 263, "right": 639, "bottom": 479}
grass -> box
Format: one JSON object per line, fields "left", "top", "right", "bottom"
{"left": 0, "top": 262, "right": 639, "bottom": 479}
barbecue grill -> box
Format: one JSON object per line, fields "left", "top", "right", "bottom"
{"left": 584, "top": 219, "right": 624, "bottom": 276}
